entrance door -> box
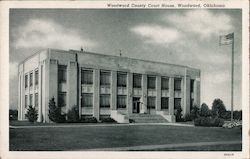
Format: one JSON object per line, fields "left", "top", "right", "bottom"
{"left": 133, "top": 97, "right": 140, "bottom": 113}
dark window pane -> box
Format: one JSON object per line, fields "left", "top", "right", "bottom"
{"left": 29, "top": 72, "right": 33, "bottom": 87}
{"left": 117, "top": 95, "right": 126, "bottom": 108}
{"left": 117, "top": 72, "right": 127, "bottom": 87}
{"left": 174, "top": 78, "right": 181, "bottom": 91}
{"left": 147, "top": 97, "right": 156, "bottom": 109}
{"left": 133, "top": 74, "right": 142, "bottom": 88}
{"left": 100, "top": 71, "right": 110, "bottom": 86}
{"left": 161, "top": 97, "right": 169, "bottom": 109}
{"left": 29, "top": 94, "right": 33, "bottom": 106}
{"left": 58, "top": 92, "right": 66, "bottom": 107}
{"left": 174, "top": 98, "right": 181, "bottom": 109}
{"left": 190, "top": 80, "right": 194, "bottom": 93}
{"left": 81, "top": 93, "right": 93, "bottom": 107}
{"left": 25, "top": 95, "right": 28, "bottom": 108}
{"left": 35, "top": 93, "right": 38, "bottom": 108}
{"left": 35, "top": 70, "right": 39, "bottom": 85}
{"left": 147, "top": 76, "right": 156, "bottom": 89}
{"left": 58, "top": 65, "right": 67, "bottom": 83}
{"left": 100, "top": 94, "right": 110, "bottom": 108}
{"left": 25, "top": 75, "right": 28, "bottom": 88}
{"left": 161, "top": 77, "right": 169, "bottom": 90}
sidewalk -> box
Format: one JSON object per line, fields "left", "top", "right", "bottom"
{"left": 9, "top": 122, "right": 195, "bottom": 129}
{"left": 85, "top": 140, "right": 242, "bottom": 151}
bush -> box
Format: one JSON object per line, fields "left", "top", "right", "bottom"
{"left": 9, "top": 109, "right": 18, "bottom": 120}
{"left": 233, "top": 110, "right": 242, "bottom": 120}
{"left": 80, "top": 116, "right": 97, "bottom": 123}
{"left": 200, "top": 103, "right": 211, "bottom": 117}
{"left": 48, "top": 97, "right": 66, "bottom": 123}
{"left": 183, "top": 114, "right": 192, "bottom": 122}
{"left": 101, "top": 117, "right": 117, "bottom": 123}
{"left": 194, "top": 116, "right": 224, "bottom": 127}
{"left": 25, "top": 105, "right": 38, "bottom": 122}
{"left": 67, "top": 105, "right": 80, "bottom": 123}
{"left": 190, "top": 104, "right": 200, "bottom": 120}
{"left": 212, "top": 98, "right": 226, "bottom": 118}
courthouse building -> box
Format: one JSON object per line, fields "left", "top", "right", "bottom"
{"left": 17, "top": 48, "right": 200, "bottom": 123}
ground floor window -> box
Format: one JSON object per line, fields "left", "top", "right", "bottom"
{"left": 29, "top": 94, "right": 33, "bottom": 106}
{"left": 25, "top": 95, "right": 28, "bottom": 108}
{"left": 117, "top": 95, "right": 126, "bottom": 108}
{"left": 147, "top": 97, "right": 156, "bottom": 109}
{"left": 100, "top": 94, "right": 110, "bottom": 108}
{"left": 58, "top": 92, "right": 67, "bottom": 107}
{"left": 174, "top": 98, "right": 181, "bottom": 109}
{"left": 81, "top": 93, "right": 93, "bottom": 107}
{"left": 35, "top": 93, "right": 38, "bottom": 109}
{"left": 161, "top": 97, "right": 169, "bottom": 110}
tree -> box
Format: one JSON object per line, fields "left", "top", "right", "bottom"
{"left": 25, "top": 105, "right": 38, "bottom": 122}
{"left": 48, "top": 97, "right": 65, "bottom": 123}
{"left": 67, "top": 105, "right": 79, "bottom": 123}
{"left": 200, "top": 103, "right": 211, "bottom": 117}
{"left": 212, "top": 98, "right": 226, "bottom": 118}
{"left": 190, "top": 104, "right": 200, "bottom": 120}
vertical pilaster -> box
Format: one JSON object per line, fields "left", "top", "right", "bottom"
{"left": 169, "top": 77, "right": 174, "bottom": 115}
{"left": 194, "top": 78, "right": 201, "bottom": 107}
{"left": 93, "top": 69, "right": 100, "bottom": 121}
{"left": 37, "top": 63, "right": 43, "bottom": 122}
{"left": 111, "top": 71, "right": 117, "bottom": 110}
{"left": 67, "top": 61, "right": 78, "bottom": 112}
{"left": 127, "top": 72, "right": 133, "bottom": 115}
{"left": 78, "top": 67, "right": 81, "bottom": 118}
{"left": 18, "top": 71, "right": 23, "bottom": 120}
{"left": 141, "top": 74, "right": 147, "bottom": 113}
{"left": 183, "top": 76, "right": 191, "bottom": 116}
{"left": 156, "top": 76, "right": 161, "bottom": 111}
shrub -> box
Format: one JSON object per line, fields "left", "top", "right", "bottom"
{"left": 174, "top": 106, "right": 183, "bottom": 122}
{"left": 80, "top": 116, "right": 97, "bottom": 123}
{"left": 101, "top": 117, "right": 117, "bottom": 123}
{"left": 183, "top": 114, "right": 192, "bottom": 122}
{"left": 25, "top": 105, "right": 38, "bottom": 122}
{"left": 9, "top": 109, "right": 18, "bottom": 120}
{"left": 200, "top": 103, "right": 211, "bottom": 117}
{"left": 190, "top": 104, "right": 200, "bottom": 120}
{"left": 233, "top": 110, "right": 242, "bottom": 120}
{"left": 67, "top": 105, "right": 80, "bottom": 123}
{"left": 129, "top": 119, "right": 135, "bottom": 123}
{"left": 48, "top": 97, "right": 66, "bottom": 123}
{"left": 194, "top": 116, "right": 224, "bottom": 127}
{"left": 212, "top": 98, "right": 226, "bottom": 118}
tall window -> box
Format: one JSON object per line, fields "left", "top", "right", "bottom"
{"left": 25, "top": 95, "right": 28, "bottom": 108}
{"left": 81, "top": 70, "right": 93, "bottom": 84}
{"left": 100, "top": 71, "right": 110, "bottom": 86}
{"left": 58, "top": 92, "right": 66, "bottom": 107}
{"left": 117, "top": 72, "right": 127, "bottom": 87}
{"left": 161, "top": 77, "right": 169, "bottom": 90}
{"left": 35, "top": 93, "right": 38, "bottom": 108}
{"left": 133, "top": 74, "right": 142, "bottom": 88}
{"left": 161, "top": 97, "right": 169, "bottom": 109}
{"left": 147, "top": 76, "right": 156, "bottom": 89}
{"left": 29, "top": 72, "right": 33, "bottom": 87}
{"left": 58, "top": 65, "right": 67, "bottom": 83}
{"left": 100, "top": 94, "right": 110, "bottom": 108}
{"left": 29, "top": 94, "right": 33, "bottom": 106}
{"left": 25, "top": 75, "right": 28, "bottom": 88}
{"left": 174, "top": 98, "right": 181, "bottom": 109}
{"left": 81, "top": 93, "right": 93, "bottom": 107}
{"left": 174, "top": 78, "right": 181, "bottom": 91}
{"left": 147, "top": 97, "right": 156, "bottom": 109}
{"left": 117, "top": 95, "right": 126, "bottom": 108}
{"left": 190, "top": 80, "right": 194, "bottom": 93}
{"left": 35, "top": 70, "right": 39, "bottom": 85}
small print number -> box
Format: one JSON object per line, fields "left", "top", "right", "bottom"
{"left": 224, "top": 153, "right": 234, "bottom": 156}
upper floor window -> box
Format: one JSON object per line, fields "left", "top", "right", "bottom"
{"left": 161, "top": 77, "right": 169, "bottom": 90}
{"left": 117, "top": 72, "right": 127, "bottom": 87}
{"left": 100, "top": 94, "right": 110, "bottom": 108}
{"left": 35, "top": 70, "right": 39, "bottom": 85}
{"left": 147, "top": 76, "right": 156, "bottom": 89}
{"left": 29, "top": 72, "right": 33, "bottom": 87}
{"left": 174, "top": 78, "right": 181, "bottom": 91}
{"left": 81, "top": 93, "right": 93, "bottom": 107}
{"left": 81, "top": 70, "right": 93, "bottom": 84}
{"left": 58, "top": 65, "right": 67, "bottom": 83}
{"left": 133, "top": 74, "right": 142, "bottom": 88}
{"left": 190, "top": 80, "right": 194, "bottom": 93}
{"left": 25, "top": 75, "right": 28, "bottom": 88}
{"left": 100, "top": 71, "right": 110, "bottom": 86}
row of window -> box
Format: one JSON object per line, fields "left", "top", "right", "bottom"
{"left": 24, "top": 93, "right": 38, "bottom": 108}
{"left": 80, "top": 69, "right": 182, "bottom": 90}
{"left": 25, "top": 70, "right": 39, "bottom": 88}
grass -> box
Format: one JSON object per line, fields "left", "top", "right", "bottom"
{"left": 10, "top": 123, "right": 242, "bottom": 151}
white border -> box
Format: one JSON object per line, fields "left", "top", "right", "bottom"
{"left": 0, "top": 1, "right": 249, "bottom": 159}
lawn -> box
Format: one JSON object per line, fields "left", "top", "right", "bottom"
{"left": 9, "top": 124, "right": 242, "bottom": 151}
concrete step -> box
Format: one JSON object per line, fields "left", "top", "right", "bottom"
{"left": 129, "top": 114, "right": 168, "bottom": 123}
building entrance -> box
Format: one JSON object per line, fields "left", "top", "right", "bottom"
{"left": 133, "top": 97, "right": 140, "bottom": 113}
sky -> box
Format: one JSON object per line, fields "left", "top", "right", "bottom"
{"left": 9, "top": 9, "right": 242, "bottom": 110}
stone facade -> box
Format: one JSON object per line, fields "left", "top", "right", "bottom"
{"left": 18, "top": 48, "right": 200, "bottom": 123}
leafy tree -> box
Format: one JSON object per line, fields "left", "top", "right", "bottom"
{"left": 25, "top": 105, "right": 38, "bottom": 122}
{"left": 48, "top": 97, "right": 65, "bottom": 123}
{"left": 190, "top": 104, "right": 200, "bottom": 120}
{"left": 67, "top": 105, "right": 79, "bottom": 123}
{"left": 212, "top": 98, "right": 226, "bottom": 118}
{"left": 200, "top": 103, "right": 211, "bottom": 117}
